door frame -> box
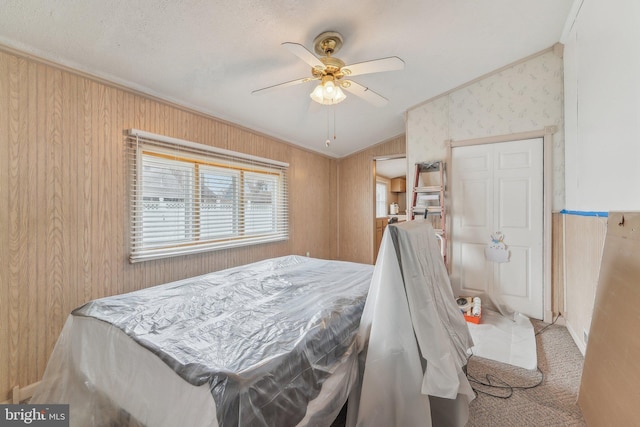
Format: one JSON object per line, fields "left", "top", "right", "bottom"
{"left": 372, "top": 154, "right": 407, "bottom": 263}
{"left": 447, "top": 126, "right": 556, "bottom": 323}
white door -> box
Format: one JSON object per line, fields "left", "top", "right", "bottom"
{"left": 450, "top": 138, "right": 544, "bottom": 319}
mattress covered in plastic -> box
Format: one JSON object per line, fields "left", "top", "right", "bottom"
{"left": 61, "top": 256, "right": 372, "bottom": 426}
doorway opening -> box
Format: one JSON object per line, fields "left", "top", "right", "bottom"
{"left": 373, "top": 156, "right": 407, "bottom": 261}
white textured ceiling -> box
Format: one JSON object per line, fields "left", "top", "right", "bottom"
{"left": 0, "top": 0, "right": 574, "bottom": 157}
{"left": 376, "top": 158, "right": 407, "bottom": 180}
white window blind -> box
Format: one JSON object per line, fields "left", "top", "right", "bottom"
{"left": 128, "top": 129, "right": 289, "bottom": 263}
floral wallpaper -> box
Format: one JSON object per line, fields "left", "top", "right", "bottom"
{"left": 407, "top": 49, "right": 565, "bottom": 209}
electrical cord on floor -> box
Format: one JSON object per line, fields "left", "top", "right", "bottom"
{"left": 535, "top": 313, "right": 562, "bottom": 336}
{"left": 464, "top": 351, "right": 545, "bottom": 399}
{"left": 463, "top": 314, "right": 562, "bottom": 398}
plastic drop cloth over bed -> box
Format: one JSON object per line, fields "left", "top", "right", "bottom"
{"left": 350, "top": 221, "right": 475, "bottom": 427}
{"left": 32, "top": 256, "right": 373, "bottom": 427}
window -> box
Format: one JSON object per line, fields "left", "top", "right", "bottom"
{"left": 128, "top": 130, "right": 288, "bottom": 263}
{"left": 376, "top": 181, "right": 388, "bottom": 217}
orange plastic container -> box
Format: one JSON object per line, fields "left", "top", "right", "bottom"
{"left": 464, "top": 312, "right": 481, "bottom": 324}
{"left": 457, "top": 296, "right": 481, "bottom": 324}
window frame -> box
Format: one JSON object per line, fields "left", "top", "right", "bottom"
{"left": 128, "top": 129, "right": 289, "bottom": 263}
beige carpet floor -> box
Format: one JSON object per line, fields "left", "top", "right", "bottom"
{"left": 332, "top": 318, "right": 587, "bottom": 427}
{"left": 466, "top": 318, "right": 586, "bottom": 426}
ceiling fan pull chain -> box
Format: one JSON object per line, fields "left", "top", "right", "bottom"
{"left": 333, "top": 105, "right": 337, "bottom": 140}
{"left": 325, "top": 107, "right": 331, "bottom": 147}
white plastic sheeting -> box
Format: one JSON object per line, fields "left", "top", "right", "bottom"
{"left": 467, "top": 309, "right": 537, "bottom": 370}
{"left": 31, "top": 256, "right": 373, "bottom": 427}
{"left": 351, "top": 221, "right": 475, "bottom": 427}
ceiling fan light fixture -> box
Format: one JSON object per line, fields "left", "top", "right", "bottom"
{"left": 255, "top": 31, "right": 404, "bottom": 109}
{"left": 332, "top": 86, "right": 346, "bottom": 103}
{"left": 311, "top": 84, "right": 325, "bottom": 101}
{"left": 310, "top": 80, "right": 346, "bottom": 105}
{"left": 324, "top": 80, "right": 335, "bottom": 93}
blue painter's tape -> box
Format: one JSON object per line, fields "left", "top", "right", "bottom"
{"left": 560, "top": 209, "right": 609, "bottom": 217}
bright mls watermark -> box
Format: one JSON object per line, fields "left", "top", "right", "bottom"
{"left": 0, "top": 405, "right": 68, "bottom": 426}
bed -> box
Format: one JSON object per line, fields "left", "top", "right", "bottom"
{"left": 32, "top": 255, "right": 373, "bottom": 427}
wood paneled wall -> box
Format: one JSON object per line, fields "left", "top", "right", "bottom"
{"left": 337, "top": 136, "right": 405, "bottom": 264}
{"left": 0, "top": 49, "right": 338, "bottom": 401}
{"left": 563, "top": 213, "right": 608, "bottom": 355}
{"left": 552, "top": 212, "right": 564, "bottom": 316}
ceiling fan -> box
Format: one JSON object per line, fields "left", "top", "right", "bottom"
{"left": 252, "top": 31, "right": 405, "bottom": 107}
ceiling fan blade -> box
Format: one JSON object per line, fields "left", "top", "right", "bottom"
{"left": 341, "top": 56, "right": 405, "bottom": 77}
{"left": 252, "top": 76, "right": 317, "bottom": 95}
{"left": 341, "top": 80, "right": 389, "bottom": 107}
{"left": 282, "top": 42, "right": 326, "bottom": 71}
